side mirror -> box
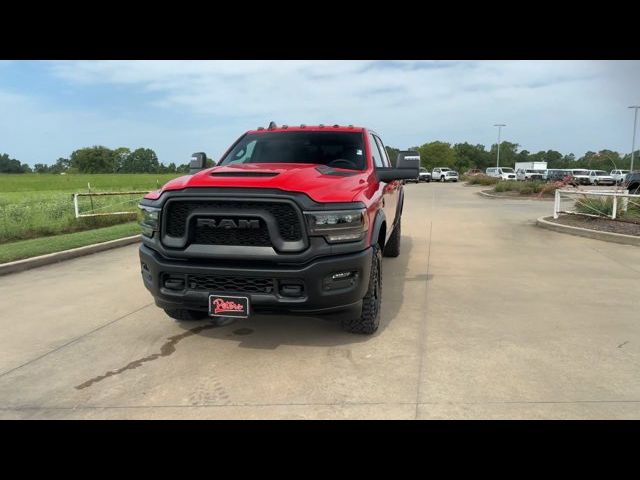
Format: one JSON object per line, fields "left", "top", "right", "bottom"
{"left": 376, "top": 151, "right": 420, "bottom": 182}
{"left": 189, "top": 152, "right": 207, "bottom": 174}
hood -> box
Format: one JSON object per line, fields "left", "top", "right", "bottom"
{"left": 148, "top": 163, "right": 371, "bottom": 203}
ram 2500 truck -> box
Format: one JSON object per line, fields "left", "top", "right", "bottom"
{"left": 138, "top": 124, "right": 419, "bottom": 334}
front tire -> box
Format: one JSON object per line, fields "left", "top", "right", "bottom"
{"left": 341, "top": 245, "right": 382, "bottom": 335}
{"left": 440, "top": 176, "right": 445, "bottom": 182}
{"left": 164, "top": 309, "right": 209, "bottom": 321}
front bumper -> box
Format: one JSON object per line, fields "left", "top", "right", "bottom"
{"left": 139, "top": 244, "right": 372, "bottom": 315}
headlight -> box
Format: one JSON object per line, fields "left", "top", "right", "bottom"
{"left": 304, "top": 209, "right": 368, "bottom": 243}
{"left": 138, "top": 205, "right": 161, "bottom": 237}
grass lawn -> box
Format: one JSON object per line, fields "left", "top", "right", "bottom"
{"left": 1, "top": 173, "right": 181, "bottom": 243}
{"left": 0, "top": 222, "right": 140, "bottom": 264}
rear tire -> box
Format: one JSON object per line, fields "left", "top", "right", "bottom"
{"left": 341, "top": 245, "right": 382, "bottom": 335}
{"left": 383, "top": 218, "right": 401, "bottom": 257}
{"left": 164, "top": 309, "right": 209, "bottom": 321}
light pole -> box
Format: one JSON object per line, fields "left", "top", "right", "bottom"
{"left": 629, "top": 106, "right": 639, "bottom": 172}
{"left": 494, "top": 124, "right": 506, "bottom": 168}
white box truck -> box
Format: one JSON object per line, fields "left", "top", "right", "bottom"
{"left": 515, "top": 161, "right": 547, "bottom": 181}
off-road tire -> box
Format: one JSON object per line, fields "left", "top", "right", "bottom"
{"left": 341, "top": 245, "right": 382, "bottom": 335}
{"left": 383, "top": 219, "right": 401, "bottom": 258}
{"left": 164, "top": 309, "right": 209, "bottom": 321}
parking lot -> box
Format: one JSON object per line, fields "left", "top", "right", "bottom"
{"left": 0, "top": 182, "right": 639, "bottom": 419}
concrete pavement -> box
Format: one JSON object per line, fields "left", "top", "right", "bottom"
{"left": 0, "top": 183, "right": 638, "bottom": 419}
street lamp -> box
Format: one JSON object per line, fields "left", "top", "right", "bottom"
{"left": 494, "top": 124, "right": 506, "bottom": 168}
{"left": 629, "top": 106, "right": 639, "bottom": 172}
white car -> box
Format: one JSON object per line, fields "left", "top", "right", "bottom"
{"left": 610, "top": 170, "right": 630, "bottom": 185}
{"left": 431, "top": 167, "right": 459, "bottom": 182}
{"left": 418, "top": 168, "right": 432, "bottom": 182}
{"left": 515, "top": 168, "right": 545, "bottom": 181}
{"left": 588, "top": 170, "right": 615, "bottom": 186}
{"left": 485, "top": 167, "right": 516, "bottom": 180}
{"left": 570, "top": 169, "right": 591, "bottom": 185}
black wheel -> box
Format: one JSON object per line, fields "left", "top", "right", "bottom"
{"left": 426, "top": 178, "right": 431, "bottom": 183}
{"left": 383, "top": 218, "right": 401, "bottom": 257}
{"left": 164, "top": 309, "right": 209, "bottom": 321}
{"left": 341, "top": 245, "right": 382, "bottom": 335}
{"left": 440, "top": 176, "right": 445, "bottom": 182}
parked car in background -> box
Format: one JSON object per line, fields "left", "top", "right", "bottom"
{"left": 545, "top": 169, "right": 572, "bottom": 182}
{"left": 485, "top": 167, "right": 516, "bottom": 180}
{"left": 432, "top": 167, "right": 459, "bottom": 182}
{"left": 516, "top": 168, "right": 545, "bottom": 181}
{"left": 610, "top": 170, "right": 630, "bottom": 185}
{"left": 622, "top": 171, "right": 640, "bottom": 193}
{"left": 464, "top": 168, "right": 483, "bottom": 176}
{"left": 418, "top": 168, "right": 432, "bottom": 182}
{"left": 570, "top": 169, "right": 591, "bottom": 185}
{"left": 588, "top": 170, "right": 615, "bottom": 186}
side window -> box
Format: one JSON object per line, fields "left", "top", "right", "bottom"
{"left": 373, "top": 135, "right": 391, "bottom": 168}
{"left": 368, "top": 133, "right": 384, "bottom": 168}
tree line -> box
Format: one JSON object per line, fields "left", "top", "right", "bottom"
{"left": 2, "top": 142, "right": 639, "bottom": 174}
{"left": 0, "top": 146, "right": 195, "bottom": 174}
{"left": 385, "top": 142, "right": 639, "bottom": 173}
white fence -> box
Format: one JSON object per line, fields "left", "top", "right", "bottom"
{"left": 73, "top": 191, "right": 150, "bottom": 218}
{"left": 553, "top": 189, "right": 640, "bottom": 220}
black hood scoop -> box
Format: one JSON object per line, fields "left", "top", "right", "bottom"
{"left": 210, "top": 171, "right": 279, "bottom": 177}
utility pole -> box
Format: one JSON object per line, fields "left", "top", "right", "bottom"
{"left": 629, "top": 106, "right": 639, "bottom": 172}
{"left": 494, "top": 124, "right": 506, "bottom": 168}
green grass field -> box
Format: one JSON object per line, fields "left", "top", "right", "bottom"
{"left": 0, "top": 173, "right": 182, "bottom": 250}
{"left": 0, "top": 222, "right": 140, "bottom": 264}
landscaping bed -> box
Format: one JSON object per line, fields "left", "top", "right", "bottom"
{"left": 549, "top": 214, "right": 640, "bottom": 237}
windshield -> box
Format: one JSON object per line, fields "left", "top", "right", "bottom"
{"left": 219, "top": 131, "right": 367, "bottom": 170}
{"left": 573, "top": 170, "right": 588, "bottom": 175}
{"left": 594, "top": 171, "right": 607, "bottom": 175}
{"left": 501, "top": 168, "right": 514, "bottom": 173}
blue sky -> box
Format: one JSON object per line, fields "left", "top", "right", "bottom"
{"left": 1, "top": 60, "right": 639, "bottom": 166}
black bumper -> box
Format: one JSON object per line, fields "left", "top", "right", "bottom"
{"left": 139, "top": 244, "right": 373, "bottom": 315}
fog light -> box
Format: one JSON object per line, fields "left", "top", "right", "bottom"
{"left": 324, "top": 271, "right": 358, "bottom": 290}
{"left": 332, "top": 271, "right": 354, "bottom": 280}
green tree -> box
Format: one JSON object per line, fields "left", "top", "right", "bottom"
{"left": 417, "top": 141, "right": 456, "bottom": 170}
{"left": 0, "top": 153, "right": 30, "bottom": 173}
{"left": 70, "top": 146, "right": 116, "bottom": 173}
{"left": 121, "top": 148, "right": 159, "bottom": 173}
{"left": 489, "top": 141, "right": 519, "bottom": 168}
{"left": 112, "top": 147, "right": 131, "bottom": 173}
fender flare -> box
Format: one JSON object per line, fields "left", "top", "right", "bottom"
{"left": 370, "top": 209, "right": 387, "bottom": 247}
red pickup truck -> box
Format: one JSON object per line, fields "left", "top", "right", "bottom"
{"left": 138, "top": 124, "right": 419, "bottom": 334}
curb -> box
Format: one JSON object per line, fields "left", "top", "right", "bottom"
{"left": 0, "top": 235, "right": 141, "bottom": 276}
{"left": 478, "top": 190, "right": 553, "bottom": 201}
{"left": 536, "top": 216, "right": 640, "bottom": 247}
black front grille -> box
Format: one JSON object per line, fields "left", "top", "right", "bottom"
{"left": 164, "top": 200, "right": 303, "bottom": 246}
{"left": 187, "top": 274, "right": 275, "bottom": 294}
{"left": 193, "top": 221, "right": 271, "bottom": 246}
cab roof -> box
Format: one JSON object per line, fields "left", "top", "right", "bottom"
{"left": 246, "top": 124, "right": 367, "bottom": 134}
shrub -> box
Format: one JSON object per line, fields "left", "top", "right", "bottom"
{"left": 465, "top": 174, "right": 499, "bottom": 186}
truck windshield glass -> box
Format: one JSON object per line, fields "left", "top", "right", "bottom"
{"left": 219, "top": 131, "right": 366, "bottom": 170}
{"left": 501, "top": 168, "right": 514, "bottom": 173}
